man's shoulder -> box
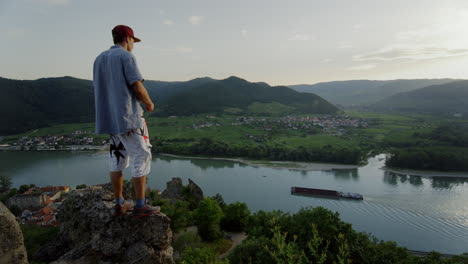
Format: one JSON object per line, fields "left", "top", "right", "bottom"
{"left": 94, "top": 49, "right": 110, "bottom": 62}
{"left": 96, "top": 47, "right": 131, "bottom": 60}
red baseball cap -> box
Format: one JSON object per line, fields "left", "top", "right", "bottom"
{"left": 112, "top": 25, "right": 141, "bottom": 42}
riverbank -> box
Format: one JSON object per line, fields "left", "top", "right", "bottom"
{"left": 160, "top": 153, "right": 360, "bottom": 171}
{"left": 0, "top": 145, "right": 107, "bottom": 151}
{"left": 382, "top": 166, "right": 468, "bottom": 178}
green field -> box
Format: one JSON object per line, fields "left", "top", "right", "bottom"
{"left": 3, "top": 111, "right": 467, "bottom": 167}
{"left": 5, "top": 111, "right": 465, "bottom": 149}
{"left": 3, "top": 111, "right": 460, "bottom": 148}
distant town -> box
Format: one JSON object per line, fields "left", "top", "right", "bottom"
{"left": 5, "top": 185, "right": 71, "bottom": 227}
{"left": 192, "top": 115, "right": 367, "bottom": 135}
{"left": 0, "top": 130, "right": 107, "bottom": 151}
{"left": 0, "top": 115, "right": 367, "bottom": 151}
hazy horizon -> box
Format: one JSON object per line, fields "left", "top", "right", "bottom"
{"left": 2, "top": 0, "right": 468, "bottom": 86}
{"left": 1, "top": 74, "right": 466, "bottom": 87}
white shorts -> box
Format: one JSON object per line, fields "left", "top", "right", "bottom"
{"left": 109, "top": 118, "right": 152, "bottom": 178}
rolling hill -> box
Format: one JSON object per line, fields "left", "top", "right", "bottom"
{"left": 0, "top": 76, "right": 94, "bottom": 135}
{"left": 369, "top": 80, "right": 468, "bottom": 116}
{"left": 156, "top": 76, "right": 338, "bottom": 116}
{"left": 0, "top": 76, "right": 337, "bottom": 135}
{"left": 289, "top": 79, "right": 459, "bottom": 106}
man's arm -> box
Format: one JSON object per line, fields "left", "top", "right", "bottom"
{"left": 131, "top": 81, "right": 154, "bottom": 112}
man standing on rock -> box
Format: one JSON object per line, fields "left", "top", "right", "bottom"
{"left": 93, "top": 25, "right": 159, "bottom": 217}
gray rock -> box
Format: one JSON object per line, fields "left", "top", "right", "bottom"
{"left": 188, "top": 179, "right": 204, "bottom": 207}
{"left": 36, "top": 186, "right": 174, "bottom": 264}
{"left": 160, "top": 178, "right": 204, "bottom": 207}
{"left": 160, "top": 178, "right": 184, "bottom": 200}
{"left": 0, "top": 201, "right": 28, "bottom": 264}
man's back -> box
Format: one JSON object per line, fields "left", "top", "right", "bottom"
{"left": 93, "top": 45, "right": 143, "bottom": 135}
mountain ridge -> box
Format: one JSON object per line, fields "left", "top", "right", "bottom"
{"left": 0, "top": 76, "right": 335, "bottom": 135}
{"left": 289, "top": 79, "right": 461, "bottom": 106}
{"left": 369, "top": 80, "right": 468, "bottom": 116}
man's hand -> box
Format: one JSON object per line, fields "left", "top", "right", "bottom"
{"left": 131, "top": 81, "right": 154, "bottom": 112}
{"left": 146, "top": 102, "right": 154, "bottom": 112}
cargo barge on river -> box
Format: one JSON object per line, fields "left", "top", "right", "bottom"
{"left": 291, "top": 187, "right": 363, "bottom": 200}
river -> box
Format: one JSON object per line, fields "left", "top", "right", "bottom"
{"left": 0, "top": 151, "right": 467, "bottom": 254}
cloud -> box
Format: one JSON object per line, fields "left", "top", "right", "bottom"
{"left": 353, "top": 9, "right": 468, "bottom": 63}
{"left": 339, "top": 44, "right": 353, "bottom": 49}
{"left": 353, "top": 46, "right": 468, "bottom": 61}
{"left": 163, "top": 19, "right": 174, "bottom": 26}
{"left": 347, "top": 64, "right": 376, "bottom": 71}
{"left": 241, "top": 29, "right": 248, "bottom": 37}
{"left": 321, "top": 58, "right": 333, "bottom": 63}
{"left": 288, "top": 34, "right": 312, "bottom": 41}
{"left": 189, "top": 16, "right": 204, "bottom": 26}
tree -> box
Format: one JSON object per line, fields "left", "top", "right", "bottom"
{"left": 229, "top": 236, "right": 274, "bottom": 264}
{"left": 76, "top": 184, "right": 87, "bottom": 190}
{"left": 194, "top": 198, "right": 224, "bottom": 241}
{"left": 162, "top": 199, "right": 192, "bottom": 232}
{"left": 211, "top": 193, "right": 226, "bottom": 210}
{"left": 19, "top": 184, "right": 35, "bottom": 194}
{"left": 221, "top": 202, "right": 251, "bottom": 232}
{"left": 0, "top": 188, "right": 17, "bottom": 204}
{"left": 0, "top": 175, "right": 12, "bottom": 192}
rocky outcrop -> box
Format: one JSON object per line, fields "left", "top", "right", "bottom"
{"left": 0, "top": 201, "right": 28, "bottom": 264}
{"left": 160, "top": 178, "right": 184, "bottom": 200}
{"left": 34, "top": 186, "right": 174, "bottom": 264}
{"left": 161, "top": 178, "right": 204, "bottom": 206}
{"left": 188, "top": 179, "right": 204, "bottom": 207}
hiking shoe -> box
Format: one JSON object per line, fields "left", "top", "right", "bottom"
{"left": 115, "top": 201, "right": 134, "bottom": 216}
{"left": 132, "top": 205, "right": 160, "bottom": 217}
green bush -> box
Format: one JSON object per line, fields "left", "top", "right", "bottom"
{"left": 20, "top": 224, "right": 59, "bottom": 260}
{"left": 0, "top": 175, "right": 12, "bottom": 192}
{"left": 194, "top": 198, "right": 224, "bottom": 241}
{"left": 241, "top": 207, "right": 424, "bottom": 264}
{"left": 173, "top": 232, "right": 202, "bottom": 254}
{"left": 365, "top": 241, "right": 413, "bottom": 264}
{"left": 211, "top": 193, "right": 226, "bottom": 210}
{"left": 246, "top": 210, "right": 290, "bottom": 238}
{"left": 19, "top": 184, "right": 35, "bottom": 194}
{"left": 228, "top": 236, "right": 273, "bottom": 264}
{"left": 180, "top": 247, "right": 228, "bottom": 264}
{"left": 75, "top": 184, "right": 87, "bottom": 190}
{"left": 182, "top": 186, "right": 198, "bottom": 210}
{"left": 160, "top": 199, "right": 193, "bottom": 232}
{"left": 206, "top": 238, "right": 233, "bottom": 255}
{"left": 265, "top": 223, "right": 336, "bottom": 264}
{"left": 0, "top": 188, "right": 18, "bottom": 203}
{"left": 221, "top": 202, "right": 250, "bottom": 232}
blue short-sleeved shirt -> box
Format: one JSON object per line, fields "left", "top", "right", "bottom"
{"left": 93, "top": 45, "right": 144, "bottom": 135}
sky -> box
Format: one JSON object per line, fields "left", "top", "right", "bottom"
{"left": 2, "top": 0, "right": 468, "bottom": 85}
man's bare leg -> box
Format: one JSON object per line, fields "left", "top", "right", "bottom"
{"left": 132, "top": 176, "right": 146, "bottom": 201}
{"left": 110, "top": 171, "right": 123, "bottom": 199}
{"left": 132, "top": 176, "right": 160, "bottom": 215}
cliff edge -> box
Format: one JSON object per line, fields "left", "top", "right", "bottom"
{"left": 34, "top": 186, "right": 174, "bottom": 264}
